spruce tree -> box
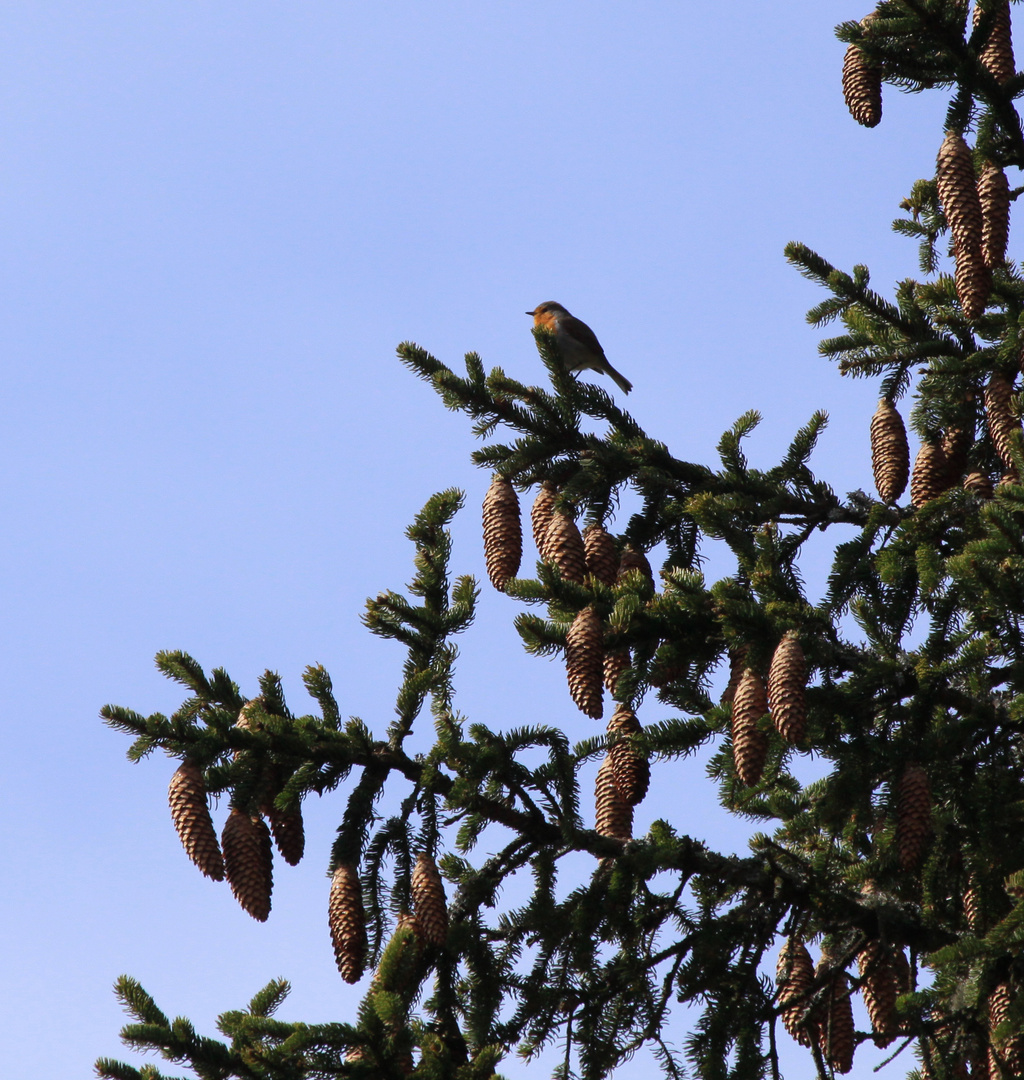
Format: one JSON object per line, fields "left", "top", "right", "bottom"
{"left": 96, "top": 3, "right": 1024, "bottom": 1077}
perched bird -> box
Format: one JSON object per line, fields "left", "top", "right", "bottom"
{"left": 527, "top": 301, "right": 632, "bottom": 394}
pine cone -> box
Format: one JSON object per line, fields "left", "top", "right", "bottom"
{"left": 222, "top": 808, "right": 273, "bottom": 921}
{"left": 857, "top": 941, "right": 900, "bottom": 1047}
{"left": 979, "top": 160, "right": 1011, "bottom": 268}
{"left": 595, "top": 755, "right": 632, "bottom": 840}
{"left": 721, "top": 645, "right": 749, "bottom": 705}
{"left": 989, "top": 981, "right": 1024, "bottom": 1077}
{"left": 777, "top": 938, "right": 816, "bottom": 1047}
{"left": 566, "top": 606, "right": 604, "bottom": 719}
{"left": 168, "top": 761, "right": 225, "bottom": 881}
{"left": 262, "top": 796, "right": 305, "bottom": 867}
{"left": 964, "top": 875, "right": 984, "bottom": 933}
{"left": 531, "top": 483, "right": 557, "bottom": 556}
{"left": 841, "top": 22, "right": 881, "bottom": 128}
{"left": 618, "top": 545, "right": 655, "bottom": 590}
{"left": 975, "top": 0, "right": 1015, "bottom": 84}
{"left": 819, "top": 968, "right": 855, "bottom": 1074}
{"left": 870, "top": 400, "right": 910, "bottom": 503}
{"left": 411, "top": 852, "right": 448, "bottom": 948}
{"left": 953, "top": 237, "right": 992, "bottom": 320}
{"left": 732, "top": 668, "right": 769, "bottom": 787}
{"left": 891, "top": 947, "right": 911, "bottom": 995}
{"left": 964, "top": 470, "right": 994, "bottom": 498}
{"left": 896, "top": 764, "right": 932, "bottom": 871}
{"left": 583, "top": 523, "right": 619, "bottom": 585}
{"left": 544, "top": 510, "right": 587, "bottom": 584}
{"left": 329, "top": 862, "right": 367, "bottom": 983}
{"left": 911, "top": 441, "right": 950, "bottom": 507}
{"left": 767, "top": 631, "right": 807, "bottom": 745}
{"left": 607, "top": 705, "right": 649, "bottom": 807}
{"left": 604, "top": 647, "right": 631, "bottom": 697}
{"left": 942, "top": 425, "right": 972, "bottom": 487}
{"left": 937, "top": 132, "right": 984, "bottom": 256}
{"left": 984, "top": 372, "right": 1020, "bottom": 474}
{"left": 482, "top": 473, "right": 522, "bottom": 591}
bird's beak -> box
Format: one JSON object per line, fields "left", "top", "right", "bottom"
{"left": 525, "top": 309, "right": 534, "bottom": 316}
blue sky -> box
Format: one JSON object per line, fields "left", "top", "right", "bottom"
{"left": 0, "top": 3, "right": 955, "bottom": 1076}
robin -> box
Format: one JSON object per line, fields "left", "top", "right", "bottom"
{"left": 527, "top": 301, "right": 632, "bottom": 395}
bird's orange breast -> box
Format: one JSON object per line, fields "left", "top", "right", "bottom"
{"left": 533, "top": 309, "right": 561, "bottom": 332}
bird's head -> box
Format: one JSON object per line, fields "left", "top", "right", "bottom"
{"left": 526, "top": 301, "right": 568, "bottom": 325}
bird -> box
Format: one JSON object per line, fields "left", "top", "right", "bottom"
{"left": 527, "top": 301, "right": 632, "bottom": 395}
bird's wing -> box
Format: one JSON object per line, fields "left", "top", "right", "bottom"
{"left": 564, "top": 314, "right": 607, "bottom": 358}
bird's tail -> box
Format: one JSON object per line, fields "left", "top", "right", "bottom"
{"left": 605, "top": 363, "right": 632, "bottom": 395}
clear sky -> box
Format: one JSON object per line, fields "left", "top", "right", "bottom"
{"left": 0, "top": 3, "right": 955, "bottom": 1077}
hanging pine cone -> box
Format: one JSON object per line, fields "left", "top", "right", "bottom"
{"left": 329, "top": 862, "right": 367, "bottom": 983}
{"left": 896, "top": 764, "right": 932, "bottom": 871}
{"left": 168, "top": 760, "right": 225, "bottom": 881}
{"left": 531, "top": 483, "right": 557, "bottom": 557}
{"left": 604, "top": 647, "right": 631, "bottom": 697}
{"left": 870, "top": 399, "right": 910, "bottom": 503}
{"left": 583, "top": 523, "right": 619, "bottom": 585}
{"left": 964, "top": 470, "right": 994, "bottom": 498}
{"left": 911, "top": 441, "right": 950, "bottom": 507}
{"left": 857, "top": 941, "right": 900, "bottom": 1047}
{"left": 618, "top": 545, "right": 655, "bottom": 590}
{"left": 411, "top": 852, "right": 448, "bottom": 948}
{"left": 818, "top": 968, "right": 856, "bottom": 1074}
{"left": 767, "top": 631, "right": 807, "bottom": 745}
{"left": 979, "top": 160, "right": 1011, "bottom": 268}
{"left": 721, "top": 645, "right": 749, "bottom": 705}
{"left": 222, "top": 808, "right": 273, "bottom": 921}
{"left": 964, "top": 875, "right": 984, "bottom": 933}
{"left": 732, "top": 668, "right": 769, "bottom": 787}
{"left": 606, "top": 705, "right": 650, "bottom": 807}
{"left": 984, "top": 372, "right": 1020, "bottom": 474}
{"left": 261, "top": 788, "right": 305, "bottom": 867}
{"left": 953, "top": 237, "right": 992, "bottom": 320}
{"left": 974, "top": 0, "right": 1015, "bottom": 84}
{"left": 942, "top": 425, "right": 972, "bottom": 487}
{"left": 482, "top": 473, "right": 522, "bottom": 591}
{"left": 892, "top": 947, "right": 911, "bottom": 995}
{"left": 841, "top": 17, "right": 882, "bottom": 128}
{"left": 937, "top": 131, "right": 984, "bottom": 256}
{"left": 544, "top": 510, "right": 587, "bottom": 584}
{"left": 595, "top": 755, "right": 632, "bottom": 840}
{"left": 566, "top": 606, "right": 604, "bottom": 719}
{"left": 777, "top": 938, "right": 816, "bottom": 1047}
{"left": 989, "top": 981, "right": 1024, "bottom": 1077}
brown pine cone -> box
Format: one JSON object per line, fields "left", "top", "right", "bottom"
{"left": 767, "top": 631, "right": 807, "bottom": 744}
{"left": 604, "top": 647, "right": 631, "bottom": 697}
{"left": 953, "top": 237, "right": 992, "bottom": 320}
{"left": 606, "top": 705, "right": 649, "bottom": 807}
{"left": 482, "top": 474, "right": 522, "bottom": 591}
{"left": 566, "top": 606, "right": 604, "bottom": 719}
{"left": 583, "top": 523, "right": 619, "bottom": 585}
{"left": 937, "top": 131, "right": 984, "bottom": 256}
{"left": 544, "top": 510, "right": 587, "bottom": 584}
{"left": 842, "top": 23, "right": 882, "bottom": 128}
{"left": 964, "top": 470, "right": 994, "bottom": 498}
{"left": 732, "top": 668, "right": 769, "bottom": 787}
{"left": 989, "top": 981, "right": 1024, "bottom": 1077}
{"left": 595, "top": 755, "right": 632, "bottom": 840}
{"left": 857, "top": 941, "right": 900, "bottom": 1047}
{"left": 819, "top": 968, "right": 855, "bottom": 1074}
{"left": 329, "top": 862, "right": 367, "bottom": 983}
{"left": 531, "top": 483, "right": 557, "bottom": 557}
{"left": 975, "top": 0, "right": 1015, "bottom": 84}
{"left": 984, "top": 372, "right": 1020, "bottom": 474}
{"left": 979, "top": 160, "right": 1011, "bottom": 268}
{"left": 964, "top": 875, "right": 984, "bottom": 933}
{"left": 870, "top": 400, "right": 910, "bottom": 503}
{"left": 942, "top": 425, "right": 972, "bottom": 487}
{"left": 896, "top": 764, "right": 932, "bottom": 871}
{"left": 411, "top": 852, "right": 448, "bottom": 948}
{"left": 617, "top": 545, "right": 655, "bottom": 590}
{"left": 168, "top": 761, "right": 225, "bottom": 881}
{"left": 911, "top": 441, "right": 950, "bottom": 507}
{"left": 222, "top": 808, "right": 273, "bottom": 921}
{"left": 777, "top": 938, "right": 816, "bottom": 1047}
{"left": 721, "top": 645, "right": 749, "bottom": 706}
{"left": 262, "top": 795, "right": 305, "bottom": 867}
{"left": 891, "top": 947, "right": 911, "bottom": 995}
